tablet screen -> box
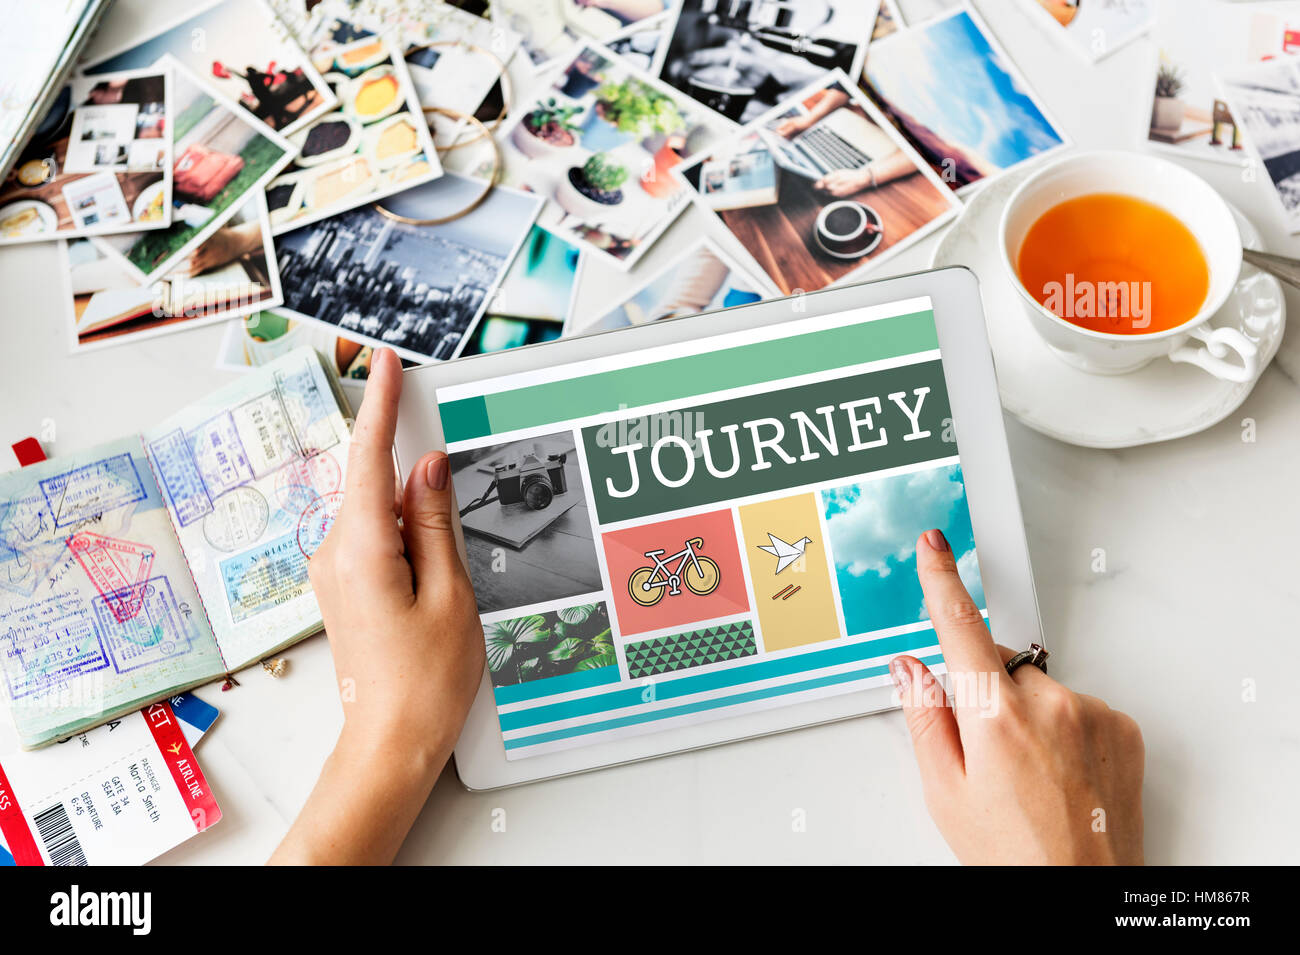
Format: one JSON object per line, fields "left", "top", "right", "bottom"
{"left": 437, "top": 295, "right": 986, "bottom": 760}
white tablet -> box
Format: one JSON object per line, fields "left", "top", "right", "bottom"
{"left": 395, "top": 267, "right": 1043, "bottom": 790}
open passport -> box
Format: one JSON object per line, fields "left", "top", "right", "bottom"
{"left": 0, "top": 348, "right": 352, "bottom": 748}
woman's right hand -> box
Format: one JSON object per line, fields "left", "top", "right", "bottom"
{"left": 891, "top": 529, "right": 1145, "bottom": 864}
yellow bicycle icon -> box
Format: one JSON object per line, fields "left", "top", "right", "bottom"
{"left": 627, "top": 537, "right": 722, "bottom": 607}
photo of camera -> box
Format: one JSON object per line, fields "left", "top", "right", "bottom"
{"left": 495, "top": 450, "right": 569, "bottom": 510}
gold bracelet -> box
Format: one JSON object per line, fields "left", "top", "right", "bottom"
{"left": 371, "top": 107, "right": 501, "bottom": 227}
{"left": 402, "top": 40, "right": 512, "bottom": 151}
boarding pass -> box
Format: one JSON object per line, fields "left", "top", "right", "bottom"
{"left": 0, "top": 694, "right": 220, "bottom": 865}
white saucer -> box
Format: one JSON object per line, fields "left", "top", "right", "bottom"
{"left": 931, "top": 166, "right": 1286, "bottom": 449}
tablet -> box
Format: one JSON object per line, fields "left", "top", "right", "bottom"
{"left": 395, "top": 267, "right": 1043, "bottom": 790}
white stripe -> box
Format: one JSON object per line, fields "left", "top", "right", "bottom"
{"left": 500, "top": 640, "right": 944, "bottom": 740}
{"left": 437, "top": 297, "right": 935, "bottom": 404}
{"left": 507, "top": 662, "right": 953, "bottom": 760}
{"left": 445, "top": 348, "right": 942, "bottom": 454}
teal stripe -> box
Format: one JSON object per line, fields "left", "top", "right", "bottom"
{"left": 498, "top": 627, "right": 942, "bottom": 731}
{"left": 504, "top": 653, "right": 943, "bottom": 749}
{"left": 442, "top": 310, "right": 937, "bottom": 442}
{"left": 492, "top": 664, "right": 621, "bottom": 706}
{"left": 440, "top": 394, "right": 489, "bottom": 445}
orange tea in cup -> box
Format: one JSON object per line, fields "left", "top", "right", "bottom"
{"left": 1015, "top": 193, "right": 1210, "bottom": 334}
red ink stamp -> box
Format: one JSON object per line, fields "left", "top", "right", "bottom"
{"left": 66, "top": 532, "right": 155, "bottom": 623}
{"left": 274, "top": 451, "right": 341, "bottom": 513}
{"left": 296, "top": 491, "right": 343, "bottom": 558}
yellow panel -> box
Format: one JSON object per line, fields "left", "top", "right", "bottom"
{"left": 738, "top": 494, "right": 842, "bottom": 652}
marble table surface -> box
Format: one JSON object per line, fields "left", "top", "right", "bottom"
{"left": 0, "top": 0, "right": 1296, "bottom": 864}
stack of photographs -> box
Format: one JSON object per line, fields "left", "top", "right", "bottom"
{"left": 0, "top": 68, "right": 174, "bottom": 245}
{"left": 275, "top": 0, "right": 526, "bottom": 150}
{"left": 264, "top": 24, "right": 443, "bottom": 232}
{"left": 0, "top": 0, "right": 1089, "bottom": 379}
{"left": 65, "top": 193, "right": 280, "bottom": 351}
{"left": 81, "top": 0, "right": 336, "bottom": 135}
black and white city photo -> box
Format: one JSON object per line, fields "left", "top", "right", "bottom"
{"left": 273, "top": 173, "right": 543, "bottom": 362}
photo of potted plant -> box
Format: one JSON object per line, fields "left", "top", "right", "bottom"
{"left": 558, "top": 48, "right": 607, "bottom": 100}
{"left": 1151, "top": 61, "right": 1186, "bottom": 134}
{"left": 581, "top": 77, "right": 687, "bottom": 153}
{"left": 511, "top": 97, "right": 583, "bottom": 158}
{"left": 485, "top": 603, "right": 616, "bottom": 688}
{"left": 554, "top": 152, "right": 629, "bottom": 218}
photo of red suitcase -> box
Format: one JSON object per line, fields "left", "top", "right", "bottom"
{"left": 173, "top": 143, "right": 244, "bottom": 202}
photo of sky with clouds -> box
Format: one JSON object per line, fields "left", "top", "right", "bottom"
{"left": 866, "top": 9, "right": 1064, "bottom": 173}
{"left": 822, "top": 464, "right": 985, "bottom": 635}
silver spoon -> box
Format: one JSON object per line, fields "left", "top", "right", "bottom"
{"left": 1242, "top": 248, "right": 1300, "bottom": 289}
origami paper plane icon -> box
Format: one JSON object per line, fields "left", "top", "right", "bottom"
{"left": 757, "top": 533, "right": 812, "bottom": 575}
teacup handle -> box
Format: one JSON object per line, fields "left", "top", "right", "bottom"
{"left": 1168, "top": 325, "right": 1259, "bottom": 383}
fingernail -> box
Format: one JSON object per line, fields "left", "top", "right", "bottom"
{"left": 425, "top": 455, "right": 448, "bottom": 491}
{"left": 889, "top": 657, "right": 911, "bottom": 690}
{"left": 925, "top": 528, "right": 949, "bottom": 552}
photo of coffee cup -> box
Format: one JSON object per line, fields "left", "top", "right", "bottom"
{"left": 998, "top": 150, "right": 1257, "bottom": 381}
{"left": 814, "top": 199, "right": 883, "bottom": 260}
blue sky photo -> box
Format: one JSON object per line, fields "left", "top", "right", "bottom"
{"left": 866, "top": 8, "right": 1063, "bottom": 172}
{"left": 822, "top": 464, "right": 985, "bottom": 636}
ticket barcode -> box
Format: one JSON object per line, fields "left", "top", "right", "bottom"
{"left": 33, "top": 803, "right": 86, "bottom": 867}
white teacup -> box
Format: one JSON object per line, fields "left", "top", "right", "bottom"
{"left": 998, "top": 150, "right": 1258, "bottom": 381}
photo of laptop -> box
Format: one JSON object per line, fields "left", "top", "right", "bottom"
{"left": 759, "top": 101, "right": 896, "bottom": 180}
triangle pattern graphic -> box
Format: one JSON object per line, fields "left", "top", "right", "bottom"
{"left": 625, "top": 621, "right": 757, "bottom": 680}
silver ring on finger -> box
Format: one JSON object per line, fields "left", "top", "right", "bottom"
{"left": 1005, "top": 642, "right": 1049, "bottom": 677}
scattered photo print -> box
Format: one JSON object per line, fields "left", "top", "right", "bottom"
{"left": 458, "top": 315, "right": 565, "bottom": 356}
{"left": 1146, "top": 0, "right": 1297, "bottom": 165}
{"left": 266, "top": 21, "right": 443, "bottom": 234}
{"left": 1220, "top": 56, "right": 1300, "bottom": 232}
{"left": 449, "top": 432, "right": 603, "bottom": 615}
{"left": 501, "top": 42, "right": 716, "bottom": 270}
{"left": 1022, "top": 0, "right": 1154, "bottom": 63}
{"left": 821, "top": 464, "right": 984, "bottom": 637}
{"left": 492, "top": 225, "right": 583, "bottom": 324}
{"left": 492, "top": 0, "right": 585, "bottom": 68}
{"left": 604, "top": 10, "right": 672, "bottom": 73}
{"left": 653, "top": 0, "right": 876, "bottom": 125}
{"left": 568, "top": 237, "right": 765, "bottom": 334}
{"left": 677, "top": 72, "right": 961, "bottom": 294}
{"left": 494, "top": 0, "right": 671, "bottom": 68}
{"left": 68, "top": 192, "right": 280, "bottom": 350}
{"left": 0, "top": 68, "right": 172, "bottom": 245}
{"left": 216, "top": 308, "right": 402, "bottom": 380}
{"left": 485, "top": 602, "right": 615, "bottom": 689}
{"left": 273, "top": 172, "right": 543, "bottom": 362}
{"left": 286, "top": 0, "right": 524, "bottom": 149}
{"left": 94, "top": 57, "right": 294, "bottom": 283}
{"left": 81, "top": 0, "right": 334, "bottom": 136}
{"left": 873, "top": 0, "right": 906, "bottom": 41}
{"left": 461, "top": 226, "right": 582, "bottom": 355}
{"left": 563, "top": 0, "right": 673, "bottom": 42}
{"left": 863, "top": 6, "right": 1068, "bottom": 192}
